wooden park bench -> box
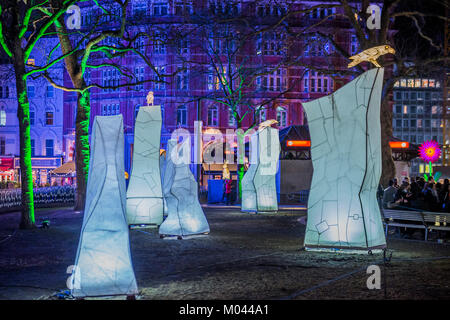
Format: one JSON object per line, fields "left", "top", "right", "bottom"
{"left": 381, "top": 208, "right": 428, "bottom": 240}
{"left": 421, "top": 211, "right": 450, "bottom": 234}
{"left": 381, "top": 208, "right": 450, "bottom": 241}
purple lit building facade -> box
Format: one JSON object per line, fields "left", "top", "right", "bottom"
{"left": 62, "top": 0, "right": 356, "bottom": 178}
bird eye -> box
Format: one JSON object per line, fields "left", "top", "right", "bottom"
{"left": 385, "top": 46, "right": 389, "bottom": 49}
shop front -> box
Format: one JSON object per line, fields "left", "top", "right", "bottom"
{"left": 14, "top": 156, "right": 63, "bottom": 187}
{"left": 0, "top": 157, "right": 15, "bottom": 184}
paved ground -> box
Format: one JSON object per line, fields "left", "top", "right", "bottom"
{"left": 0, "top": 206, "right": 449, "bottom": 300}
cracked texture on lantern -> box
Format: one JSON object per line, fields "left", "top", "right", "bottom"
{"left": 302, "top": 68, "right": 386, "bottom": 250}
{"left": 72, "top": 115, "right": 138, "bottom": 298}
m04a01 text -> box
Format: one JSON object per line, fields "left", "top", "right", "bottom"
{"left": 223, "top": 304, "right": 269, "bottom": 315}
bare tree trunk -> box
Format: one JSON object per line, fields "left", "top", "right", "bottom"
{"left": 380, "top": 97, "right": 395, "bottom": 187}
{"left": 13, "top": 44, "right": 35, "bottom": 229}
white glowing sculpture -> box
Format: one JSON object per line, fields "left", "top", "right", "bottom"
{"left": 303, "top": 68, "right": 386, "bottom": 251}
{"left": 159, "top": 139, "right": 210, "bottom": 237}
{"left": 71, "top": 115, "right": 138, "bottom": 298}
{"left": 126, "top": 105, "right": 164, "bottom": 226}
{"left": 241, "top": 125, "right": 280, "bottom": 212}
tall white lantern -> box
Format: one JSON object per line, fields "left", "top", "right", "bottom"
{"left": 126, "top": 103, "right": 164, "bottom": 226}
{"left": 159, "top": 139, "right": 210, "bottom": 237}
{"left": 241, "top": 125, "right": 280, "bottom": 212}
{"left": 302, "top": 68, "right": 386, "bottom": 251}
{"left": 71, "top": 115, "right": 138, "bottom": 298}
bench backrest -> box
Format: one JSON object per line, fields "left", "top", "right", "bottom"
{"left": 422, "top": 211, "right": 450, "bottom": 225}
{"left": 383, "top": 209, "right": 424, "bottom": 223}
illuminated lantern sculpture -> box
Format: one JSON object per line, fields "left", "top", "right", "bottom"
{"left": 126, "top": 92, "right": 164, "bottom": 226}
{"left": 241, "top": 121, "right": 280, "bottom": 212}
{"left": 159, "top": 139, "right": 210, "bottom": 238}
{"left": 71, "top": 115, "right": 138, "bottom": 298}
{"left": 418, "top": 140, "right": 441, "bottom": 181}
{"left": 302, "top": 68, "right": 386, "bottom": 252}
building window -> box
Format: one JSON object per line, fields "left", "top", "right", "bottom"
{"left": 304, "top": 71, "right": 332, "bottom": 93}
{"left": 207, "top": 106, "right": 218, "bottom": 126}
{"left": 258, "top": 106, "right": 267, "bottom": 123}
{"left": 177, "top": 105, "right": 187, "bottom": 126}
{"left": 417, "top": 105, "right": 424, "bottom": 113}
{"left": 30, "top": 109, "right": 35, "bottom": 125}
{"left": 133, "top": 1, "right": 147, "bottom": 17}
{"left": 30, "top": 139, "right": 35, "bottom": 156}
{"left": 277, "top": 106, "right": 287, "bottom": 127}
{"left": 256, "top": 31, "right": 285, "bottom": 56}
{"left": 153, "top": 34, "right": 166, "bottom": 54}
{"left": 258, "top": 68, "right": 287, "bottom": 92}
{"left": 135, "top": 67, "right": 144, "bottom": 91}
{"left": 0, "top": 108, "right": 5, "bottom": 126}
{"left": 154, "top": 66, "right": 166, "bottom": 90}
{"left": 102, "top": 104, "right": 120, "bottom": 116}
{"left": 175, "top": 1, "right": 193, "bottom": 15}
{"left": 432, "top": 106, "right": 439, "bottom": 114}
{"left": 45, "top": 139, "right": 54, "bottom": 156}
{"left": 396, "top": 119, "right": 402, "bottom": 128}
{"left": 46, "top": 86, "right": 54, "bottom": 98}
{"left": 152, "top": 1, "right": 168, "bottom": 15}
{"left": 228, "top": 107, "right": 237, "bottom": 127}
{"left": 178, "top": 38, "right": 189, "bottom": 55}
{"left": 28, "top": 86, "right": 35, "bottom": 98}
{"left": 45, "top": 111, "right": 54, "bottom": 125}
{"left": 0, "top": 136, "right": 5, "bottom": 155}
{"left": 176, "top": 69, "right": 189, "bottom": 90}
{"left": 209, "top": 1, "right": 240, "bottom": 16}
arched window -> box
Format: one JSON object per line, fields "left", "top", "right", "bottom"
{"left": 257, "top": 106, "right": 266, "bottom": 123}
{"left": 207, "top": 106, "right": 218, "bottom": 126}
{"left": 276, "top": 106, "right": 287, "bottom": 127}
{"left": 176, "top": 105, "right": 187, "bottom": 126}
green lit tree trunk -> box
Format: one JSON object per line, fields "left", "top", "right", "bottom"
{"left": 236, "top": 126, "right": 246, "bottom": 203}
{"left": 13, "top": 47, "right": 35, "bottom": 229}
{"left": 54, "top": 19, "right": 91, "bottom": 212}
{"left": 74, "top": 89, "right": 90, "bottom": 211}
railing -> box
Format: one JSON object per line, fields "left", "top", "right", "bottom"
{"left": 0, "top": 186, "right": 76, "bottom": 212}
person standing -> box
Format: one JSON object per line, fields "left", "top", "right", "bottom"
{"left": 225, "top": 179, "right": 232, "bottom": 205}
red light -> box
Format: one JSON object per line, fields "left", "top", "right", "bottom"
{"left": 389, "top": 141, "right": 409, "bottom": 149}
{"left": 286, "top": 140, "right": 311, "bottom": 147}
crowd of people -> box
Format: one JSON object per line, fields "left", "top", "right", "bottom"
{"left": 380, "top": 176, "right": 450, "bottom": 212}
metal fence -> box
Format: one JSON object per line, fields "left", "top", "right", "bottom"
{"left": 0, "top": 186, "right": 76, "bottom": 211}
